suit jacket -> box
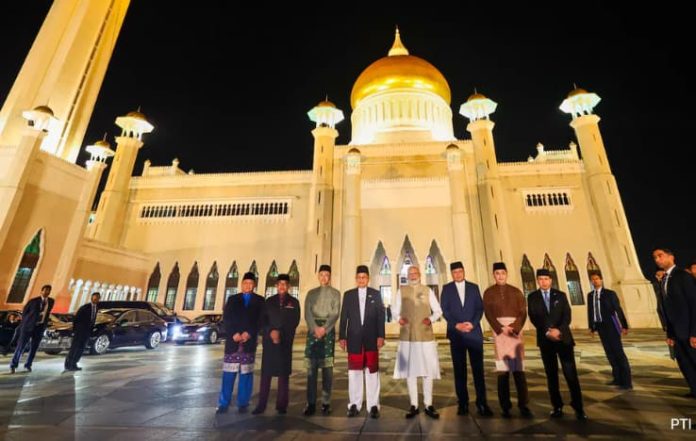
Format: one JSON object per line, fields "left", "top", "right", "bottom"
{"left": 440, "top": 281, "right": 484, "bottom": 347}
{"left": 260, "top": 293, "right": 300, "bottom": 377}
{"left": 339, "top": 287, "right": 385, "bottom": 354}
{"left": 661, "top": 267, "right": 696, "bottom": 340}
{"left": 73, "top": 302, "right": 99, "bottom": 336}
{"left": 528, "top": 288, "right": 575, "bottom": 347}
{"left": 20, "top": 296, "right": 54, "bottom": 331}
{"left": 222, "top": 292, "right": 265, "bottom": 355}
{"left": 586, "top": 288, "right": 628, "bottom": 332}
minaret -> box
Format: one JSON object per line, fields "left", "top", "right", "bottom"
{"left": 341, "top": 148, "right": 362, "bottom": 290}
{"left": 305, "top": 100, "right": 344, "bottom": 282}
{"left": 561, "top": 87, "right": 656, "bottom": 326}
{"left": 92, "top": 110, "right": 153, "bottom": 245}
{"left": 0, "top": 0, "right": 131, "bottom": 163}
{"left": 459, "top": 92, "right": 514, "bottom": 278}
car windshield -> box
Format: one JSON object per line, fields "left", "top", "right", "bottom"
{"left": 95, "top": 313, "right": 115, "bottom": 324}
{"left": 191, "top": 315, "right": 213, "bottom": 324}
{"left": 100, "top": 310, "right": 126, "bottom": 319}
{"left": 155, "top": 303, "right": 175, "bottom": 316}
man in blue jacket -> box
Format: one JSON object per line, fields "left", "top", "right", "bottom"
{"left": 441, "top": 261, "right": 493, "bottom": 417}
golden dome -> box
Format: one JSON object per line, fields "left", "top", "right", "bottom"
{"left": 350, "top": 29, "right": 451, "bottom": 109}
{"left": 126, "top": 110, "right": 148, "bottom": 121}
{"left": 33, "top": 105, "right": 54, "bottom": 116}
{"left": 317, "top": 100, "right": 336, "bottom": 108}
{"left": 94, "top": 139, "right": 111, "bottom": 148}
{"left": 348, "top": 147, "right": 361, "bottom": 154}
{"left": 467, "top": 92, "right": 487, "bottom": 102}
{"left": 568, "top": 87, "right": 589, "bottom": 98}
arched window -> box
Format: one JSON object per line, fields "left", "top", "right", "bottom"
{"left": 248, "top": 260, "right": 259, "bottom": 282}
{"left": 520, "top": 254, "right": 536, "bottom": 296}
{"left": 146, "top": 263, "right": 161, "bottom": 302}
{"left": 396, "top": 235, "right": 419, "bottom": 291}
{"left": 587, "top": 252, "right": 603, "bottom": 280}
{"left": 288, "top": 260, "right": 300, "bottom": 298}
{"left": 203, "top": 262, "right": 219, "bottom": 310}
{"left": 565, "top": 253, "right": 584, "bottom": 305}
{"left": 7, "top": 230, "right": 43, "bottom": 304}
{"left": 183, "top": 262, "right": 199, "bottom": 310}
{"left": 224, "top": 261, "right": 239, "bottom": 301}
{"left": 265, "top": 260, "right": 279, "bottom": 297}
{"left": 164, "top": 263, "right": 180, "bottom": 310}
{"left": 425, "top": 240, "right": 447, "bottom": 301}
{"left": 542, "top": 253, "right": 560, "bottom": 290}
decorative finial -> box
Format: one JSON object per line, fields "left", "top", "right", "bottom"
{"left": 102, "top": 132, "right": 108, "bottom": 141}
{"left": 388, "top": 26, "right": 409, "bottom": 56}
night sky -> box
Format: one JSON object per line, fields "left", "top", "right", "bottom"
{"left": 1, "top": 2, "right": 693, "bottom": 275}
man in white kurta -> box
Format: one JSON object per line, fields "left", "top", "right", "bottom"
{"left": 393, "top": 265, "right": 442, "bottom": 419}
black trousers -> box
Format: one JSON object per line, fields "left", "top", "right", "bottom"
{"left": 450, "top": 342, "right": 487, "bottom": 406}
{"left": 540, "top": 343, "right": 583, "bottom": 411}
{"left": 10, "top": 325, "right": 45, "bottom": 369}
{"left": 674, "top": 338, "right": 696, "bottom": 395}
{"left": 497, "top": 371, "right": 529, "bottom": 410}
{"left": 65, "top": 331, "right": 89, "bottom": 369}
{"left": 596, "top": 321, "right": 632, "bottom": 387}
{"left": 306, "top": 358, "right": 334, "bottom": 406}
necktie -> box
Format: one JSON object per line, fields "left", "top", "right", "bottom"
{"left": 543, "top": 291, "right": 550, "bottom": 312}
{"left": 661, "top": 274, "right": 669, "bottom": 297}
{"left": 594, "top": 290, "right": 602, "bottom": 322}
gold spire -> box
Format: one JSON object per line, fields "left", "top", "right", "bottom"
{"left": 388, "top": 26, "right": 409, "bottom": 56}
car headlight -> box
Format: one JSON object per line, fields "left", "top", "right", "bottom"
{"left": 171, "top": 325, "right": 182, "bottom": 338}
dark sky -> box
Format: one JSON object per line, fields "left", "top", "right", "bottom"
{"left": 1, "top": 2, "right": 694, "bottom": 275}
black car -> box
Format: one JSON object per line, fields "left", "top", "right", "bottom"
{"left": 41, "top": 308, "right": 167, "bottom": 356}
{"left": 97, "top": 301, "right": 180, "bottom": 340}
{"left": 0, "top": 310, "right": 22, "bottom": 354}
{"left": 172, "top": 314, "right": 225, "bottom": 345}
{"left": 51, "top": 313, "right": 75, "bottom": 323}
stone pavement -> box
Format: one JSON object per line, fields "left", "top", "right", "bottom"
{"left": 1, "top": 329, "right": 695, "bottom": 440}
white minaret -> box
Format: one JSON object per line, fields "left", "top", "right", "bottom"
{"left": 561, "top": 86, "right": 657, "bottom": 326}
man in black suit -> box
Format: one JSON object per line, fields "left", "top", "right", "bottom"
{"left": 10, "top": 284, "right": 54, "bottom": 373}
{"left": 653, "top": 247, "right": 696, "bottom": 397}
{"left": 339, "top": 265, "right": 385, "bottom": 419}
{"left": 64, "top": 292, "right": 100, "bottom": 372}
{"left": 528, "top": 270, "right": 586, "bottom": 420}
{"left": 587, "top": 273, "right": 632, "bottom": 389}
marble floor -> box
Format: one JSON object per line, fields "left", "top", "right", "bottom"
{"left": 1, "top": 329, "right": 695, "bottom": 440}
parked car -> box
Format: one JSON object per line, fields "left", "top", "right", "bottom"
{"left": 41, "top": 308, "right": 167, "bottom": 356}
{"left": 0, "top": 310, "right": 22, "bottom": 354}
{"left": 97, "top": 301, "right": 179, "bottom": 341}
{"left": 51, "top": 313, "right": 75, "bottom": 323}
{"left": 172, "top": 313, "right": 225, "bottom": 345}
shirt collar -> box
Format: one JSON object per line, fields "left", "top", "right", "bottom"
{"left": 358, "top": 287, "right": 367, "bottom": 295}
{"left": 666, "top": 265, "right": 676, "bottom": 276}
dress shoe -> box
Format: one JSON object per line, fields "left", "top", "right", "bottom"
{"left": 9, "top": 367, "right": 15, "bottom": 374}
{"left": 303, "top": 404, "right": 316, "bottom": 416}
{"left": 457, "top": 404, "right": 469, "bottom": 415}
{"left": 251, "top": 407, "right": 265, "bottom": 415}
{"left": 618, "top": 385, "right": 633, "bottom": 391}
{"left": 519, "top": 407, "right": 534, "bottom": 419}
{"left": 347, "top": 404, "right": 359, "bottom": 417}
{"left": 321, "top": 404, "right": 332, "bottom": 415}
{"left": 476, "top": 404, "right": 494, "bottom": 417}
{"left": 501, "top": 408, "right": 512, "bottom": 418}
{"left": 606, "top": 380, "right": 618, "bottom": 386}
{"left": 574, "top": 409, "right": 588, "bottom": 421}
{"left": 549, "top": 407, "right": 563, "bottom": 418}
{"left": 238, "top": 406, "right": 248, "bottom": 414}
{"left": 682, "top": 392, "right": 695, "bottom": 398}
{"left": 424, "top": 405, "right": 439, "bottom": 419}
{"left": 369, "top": 406, "right": 380, "bottom": 419}
{"left": 277, "top": 408, "right": 287, "bottom": 415}
{"left": 405, "top": 405, "right": 419, "bottom": 419}
{"left": 215, "top": 406, "right": 228, "bottom": 414}
{"left": 24, "top": 366, "right": 32, "bottom": 373}
{"left": 73, "top": 366, "right": 82, "bottom": 371}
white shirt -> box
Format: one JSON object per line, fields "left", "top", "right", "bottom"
{"left": 358, "top": 287, "right": 367, "bottom": 325}
{"left": 664, "top": 265, "right": 676, "bottom": 293}
{"left": 393, "top": 286, "right": 443, "bottom": 323}
{"left": 592, "top": 287, "right": 603, "bottom": 322}
{"left": 455, "top": 281, "right": 466, "bottom": 306}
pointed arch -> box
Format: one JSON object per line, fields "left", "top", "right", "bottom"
{"left": 565, "top": 253, "right": 584, "bottom": 305}
{"left": 265, "top": 260, "right": 279, "bottom": 297}
{"left": 146, "top": 262, "right": 161, "bottom": 303}
{"left": 224, "top": 261, "right": 239, "bottom": 301}
{"left": 425, "top": 240, "right": 447, "bottom": 301}
{"left": 396, "top": 235, "right": 419, "bottom": 291}
{"left": 7, "top": 229, "right": 44, "bottom": 304}
{"left": 203, "top": 261, "right": 219, "bottom": 310}
{"left": 164, "top": 262, "right": 180, "bottom": 310}
{"left": 520, "top": 254, "right": 536, "bottom": 296}
{"left": 542, "top": 253, "right": 560, "bottom": 290}
{"left": 288, "top": 260, "right": 300, "bottom": 298}
{"left": 369, "top": 241, "right": 393, "bottom": 306}
{"left": 183, "top": 262, "right": 199, "bottom": 310}
{"left": 248, "top": 260, "right": 259, "bottom": 282}
{"left": 587, "top": 252, "right": 603, "bottom": 280}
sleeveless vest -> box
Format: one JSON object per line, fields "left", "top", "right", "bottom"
{"left": 399, "top": 284, "right": 434, "bottom": 342}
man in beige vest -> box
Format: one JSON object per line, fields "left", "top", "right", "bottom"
{"left": 393, "top": 265, "right": 442, "bottom": 419}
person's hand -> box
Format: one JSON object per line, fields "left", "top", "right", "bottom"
{"left": 455, "top": 322, "right": 467, "bottom": 332}
{"left": 690, "top": 337, "right": 696, "bottom": 349}
{"left": 622, "top": 329, "right": 629, "bottom": 337}
{"left": 241, "top": 332, "right": 250, "bottom": 342}
{"left": 462, "top": 322, "right": 474, "bottom": 332}
{"left": 339, "top": 339, "right": 347, "bottom": 351}
{"left": 399, "top": 318, "right": 408, "bottom": 326}
{"left": 232, "top": 333, "right": 242, "bottom": 342}
{"left": 547, "top": 328, "right": 562, "bottom": 341}
{"left": 377, "top": 337, "right": 385, "bottom": 349}
{"left": 314, "top": 326, "right": 326, "bottom": 339}
{"left": 270, "top": 329, "right": 280, "bottom": 344}
{"left": 666, "top": 338, "right": 675, "bottom": 347}
{"left": 422, "top": 318, "right": 431, "bottom": 326}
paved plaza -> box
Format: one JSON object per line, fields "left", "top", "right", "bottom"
{"left": 1, "top": 329, "right": 695, "bottom": 440}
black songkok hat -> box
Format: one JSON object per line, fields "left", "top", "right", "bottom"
{"left": 356, "top": 265, "right": 369, "bottom": 275}
{"left": 276, "top": 274, "right": 290, "bottom": 282}
{"left": 242, "top": 272, "right": 256, "bottom": 281}
{"left": 318, "top": 264, "right": 332, "bottom": 273}
{"left": 450, "top": 261, "right": 464, "bottom": 271}
{"left": 536, "top": 268, "right": 551, "bottom": 278}
{"left": 492, "top": 262, "right": 507, "bottom": 271}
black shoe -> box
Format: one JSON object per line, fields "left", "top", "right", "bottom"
{"left": 321, "top": 404, "right": 332, "bottom": 415}
{"left": 519, "top": 407, "right": 534, "bottom": 419}
{"left": 501, "top": 408, "right": 512, "bottom": 418}
{"left": 424, "top": 405, "right": 439, "bottom": 419}
{"left": 549, "top": 407, "right": 563, "bottom": 418}
{"left": 277, "top": 408, "right": 287, "bottom": 415}
{"left": 618, "top": 385, "right": 633, "bottom": 391}
{"left": 369, "top": 406, "right": 380, "bottom": 419}
{"left": 457, "top": 404, "right": 469, "bottom": 416}
{"left": 606, "top": 380, "right": 618, "bottom": 386}
{"left": 574, "top": 409, "right": 588, "bottom": 421}
{"left": 405, "top": 405, "right": 419, "bottom": 419}
{"left": 347, "top": 404, "right": 359, "bottom": 417}
{"left": 251, "top": 407, "right": 265, "bottom": 415}
{"left": 73, "top": 366, "right": 82, "bottom": 371}
{"left": 24, "top": 366, "right": 32, "bottom": 373}
{"left": 9, "top": 367, "right": 15, "bottom": 374}
{"left": 215, "top": 406, "right": 228, "bottom": 414}
{"left": 238, "top": 406, "right": 248, "bottom": 414}
{"left": 477, "top": 404, "right": 494, "bottom": 417}
{"left": 304, "top": 404, "right": 316, "bottom": 416}
{"left": 683, "top": 392, "right": 696, "bottom": 398}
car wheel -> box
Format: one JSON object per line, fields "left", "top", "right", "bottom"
{"left": 90, "top": 334, "right": 110, "bottom": 355}
{"left": 145, "top": 331, "right": 161, "bottom": 349}
{"left": 207, "top": 330, "right": 218, "bottom": 344}
{"left": 43, "top": 349, "right": 62, "bottom": 355}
